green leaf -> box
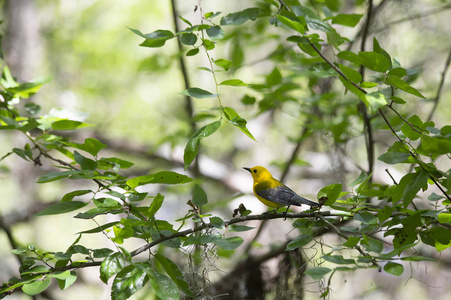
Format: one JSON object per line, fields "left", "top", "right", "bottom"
{"left": 35, "top": 201, "right": 88, "bottom": 216}
{"left": 25, "top": 102, "right": 41, "bottom": 115}
{"left": 402, "top": 170, "right": 429, "bottom": 208}
{"left": 206, "top": 26, "right": 224, "bottom": 40}
{"left": 438, "top": 213, "right": 451, "bottom": 224}
{"left": 57, "top": 271, "right": 77, "bottom": 290}
{"left": 129, "top": 28, "right": 175, "bottom": 48}
{"left": 61, "top": 190, "right": 92, "bottom": 202}
{"left": 75, "top": 207, "right": 116, "bottom": 219}
{"left": 331, "top": 14, "right": 363, "bottom": 27}
{"left": 388, "top": 67, "right": 407, "bottom": 77}
{"left": 179, "top": 87, "right": 218, "bottom": 99}
{"left": 339, "top": 77, "right": 366, "bottom": 102}
{"left": 354, "top": 212, "right": 378, "bottom": 225}
{"left": 213, "top": 58, "right": 232, "bottom": 71}
{"left": 401, "top": 115, "right": 426, "bottom": 140}
{"left": 338, "top": 64, "right": 362, "bottom": 83}
{"left": 100, "top": 252, "right": 126, "bottom": 283}
{"left": 7, "top": 77, "right": 50, "bottom": 98}
{"left": 148, "top": 271, "right": 180, "bottom": 300}
{"left": 93, "top": 248, "right": 115, "bottom": 258}
{"left": 67, "top": 138, "right": 107, "bottom": 157}
{"left": 186, "top": 48, "right": 199, "bottom": 56}
{"left": 304, "top": 267, "right": 331, "bottom": 280}
{"left": 77, "top": 221, "right": 120, "bottom": 234}
{"left": 220, "top": 79, "right": 247, "bottom": 86}
{"left": 349, "top": 171, "right": 367, "bottom": 188}
{"left": 337, "top": 51, "right": 361, "bottom": 65}
{"left": 266, "top": 67, "right": 282, "bottom": 86}
{"left": 178, "top": 15, "right": 192, "bottom": 26}
{"left": 155, "top": 254, "right": 194, "bottom": 297}
{"left": 149, "top": 193, "right": 164, "bottom": 217}
{"left": 223, "top": 107, "right": 256, "bottom": 141}
{"left": 36, "top": 170, "right": 81, "bottom": 183}
{"left": 98, "top": 157, "right": 134, "bottom": 170}
{"left": 358, "top": 52, "right": 390, "bottom": 73}
{"left": 51, "top": 119, "right": 92, "bottom": 130}
{"left": 213, "top": 236, "right": 244, "bottom": 250}
{"left": 430, "top": 227, "right": 451, "bottom": 251}
{"left": 192, "top": 183, "right": 208, "bottom": 207}
{"left": 74, "top": 151, "right": 98, "bottom": 170}
{"left": 343, "top": 236, "right": 360, "bottom": 248}
{"left": 22, "top": 278, "right": 51, "bottom": 296}
{"left": 378, "top": 152, "right": 411, "bottom": 164}
{"left": 286, "top": 235, "right": 313, "bottom": 251}
{"left": 277, "top": 15, "right": 305, "bottom": 34}
{"left": 202, "top": 38, "right": 215, "bottom": 50}
{"left": 386, "top": 75, "right": 425, "bottom": 98}
{"left": 361, "top": 234, "right": 383, "bottom": 253}
{"left": 364, "top": 91, "right": 388, "bottom": 113}
{"left": 12, "top": 147, "right": 33, "bottom": 161}
{"left": 220, "top": 7, "right": 261, "bottom": 25}
{"left": 241, "top": 95, "right": 256, "bottom": 105}
{"left": 183, "top": 120, "right": 221, "bottom": 169}
{"left": 180, "top": 33, "right": 197, "bottom": 45}
{"left": 377, "top": 206, "right": 393, "bottom": 223}
{"left": 126, "top": 171, "right": 192, "bottom": 188}
{"left": 228, "top": 225, "right": 255, "bottom": 232}
{"left": 111, "top": 265, "right": 148, "bottom": 300}
{"left": 421, "top": 135, "right": 451, "bottom": 155}
{"left": 317, "top": 183, "right": 342, "bottom": 206}
{"left": 360, "top": 81, "right": 378, "bottom": 88}
{"left": 383, "top": 262, "right": 404, "bottom": 276}
{"left": 322, "top": 255, "right": 355, "bottom": 265}
{"left": 94, "top": 198, "right": 121, "bottom": 208}
{"left": 210, "top": 216, "right": 225, "bottom": 229}
{"left": 400, "top": 256, "right": 438, "bottom": 262}
{"left": 372, "top": 38, "right": 392, "bottom": 66}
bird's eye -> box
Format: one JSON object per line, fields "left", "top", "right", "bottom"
{"left": 253, "top": 169, "right": 257, "bottom": 173}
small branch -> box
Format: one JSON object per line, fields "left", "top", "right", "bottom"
{"left": 316, "top": 214, "right": 381, "bottom": 270}
{"left": 170, "top": 0, "right": 200, "bottom": 176}
{"left": 308, "top": 36, "right": 451, "bottom": 204}
{"left": 358, "top": 0, "right": 375, "bottom": 176}
{"left": 131, "top": 211, "right": 331, "bottom": 257}
{"left": 371, "top": 4, "right": 451, "bottom": 35}
{"left": 387, "top": 104, "right": 422, "bottom": 134}
{"left": 347, "top": 0, "right": 390, "bottom": 50}
{"left": 379, "top": 110, "right": 451, "bottom": 202}
{"left": 427, "top": 44, "right": 451, "bottom": 122}
{"left": 385, "top": 169, "right": 398, "bottom": 185}
{"left": 0, "top": 215, "right": 22, "bottom": 266}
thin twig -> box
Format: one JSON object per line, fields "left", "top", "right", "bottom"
{"left": 358, "top": 0, "right": 375, "bottom": 175}
{"left": 371, "top": 4, "right": 451, "bottom": 35}
{"left": 316, "top": 214, "right": 381, "bottom": 270}
{"left": 427, "top": 44, "right": 451, "bottom": 122}
{"left": 170, "top": 0, "right": 200, "bottom": 176}
{"left": 387, "top": 104, "right": 423, "bottom": 134}
{"left": 385, "top": 169, "right": 398, "bottom": 185}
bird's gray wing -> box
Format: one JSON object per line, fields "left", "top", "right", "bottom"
{"left": 255, "top": 184, "right": 299, "bottom": 206}
{"left": 256, "top": 184, "right": 319, "bottom": 207}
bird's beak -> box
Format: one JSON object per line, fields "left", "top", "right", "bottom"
{"left": 243, "top": 167, "right": 251, "bottom": 172}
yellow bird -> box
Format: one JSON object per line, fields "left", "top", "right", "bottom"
{"left": 243, "top": 166, "right": 319, "bottom": 212}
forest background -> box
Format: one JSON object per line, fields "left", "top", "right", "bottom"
{"left": 1, "top": 0, "right": 451, "bottom": 299}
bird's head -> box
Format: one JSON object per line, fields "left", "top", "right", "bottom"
{"left": 243, "top": 166, "right": 273, "bottom": 181}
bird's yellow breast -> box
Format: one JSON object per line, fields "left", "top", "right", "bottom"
{"left": 253, "top": 179, "right": 284, "bottom": 208}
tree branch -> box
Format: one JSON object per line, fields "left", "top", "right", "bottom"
{"left": 316, "top": 214, "right": 381, "bottom": 270}
{"left": 170, "top": 0, "right": 200, "bottom": 176}
{"left": 359, "top": 0, "right": 375, "bottom": 176}
{"left": 427, "top": 44, "right": 451, "bottom": 122}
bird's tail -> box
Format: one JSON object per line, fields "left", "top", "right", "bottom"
{"left": 295, "top": 195, "right": 320, "bottom": 207}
